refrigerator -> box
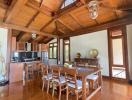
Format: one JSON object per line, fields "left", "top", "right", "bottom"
{"left": 41, "top": 52, "right": 49, "bottom": 65}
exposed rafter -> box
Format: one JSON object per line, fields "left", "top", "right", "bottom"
{"left": 60, "top": 15, "right": 132, "bottom": 38}
{"left": 44, "top": 38, "right": 54, "bottom": 44}
{"left": 40, "top": 18, "right": 54, "bottom": 31}
{"left": 4, "top": 0, "right": 28, "bottom": 23}
{"left": 69, "top": 13, "right": 84, "bottom": 28}
{"left": 0, "top": 22, "right": 58, "bottom": 37}
{"left": 16, "top": 32, "right": 24, "bottom": 41}
{"left": 26, "top": 1, "right": 53, "bottom": 17}
{"left": 57, "top": 19, "right": 74, "bottom": 31}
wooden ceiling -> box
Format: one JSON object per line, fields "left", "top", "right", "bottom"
{"left": 0, "top": 0, "right": 132, "bottom": 43}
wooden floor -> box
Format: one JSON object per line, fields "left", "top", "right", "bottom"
{"left": 0, "top": 78, "right": 132, "bottom": 100}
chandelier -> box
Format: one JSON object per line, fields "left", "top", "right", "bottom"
{"left": 32, "top": 33, "right": 37, "bottom": 39}
{"left": 88, "top": 0, "right": 99, "bottom": 19}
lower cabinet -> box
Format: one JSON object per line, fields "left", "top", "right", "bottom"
{"left": 9, "top": 63, "right": 24, "bottom": 83}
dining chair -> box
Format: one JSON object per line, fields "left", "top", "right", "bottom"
{"left": 51, "top": 66, "right": 68, "bottom": 100}
{"left": 64, "top": 67, "right": 89, "bottom": 100}
{"left": 86, "top": 67, "right": 99, "bottom": 89}
{"left": 41, "top": 64, "right": 52, "bottom": 93}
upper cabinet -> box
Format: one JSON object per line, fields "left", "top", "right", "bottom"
{"left": 17, "top": 42, "right": 25, "bottom": 51}
{"left": 11, "top": 37, "right": 16, "bottom": 52}
{"left": 32, "top": 43, "right": 39, "bottom": 51}
{"left": 39, "top": 44, "right": 49, "bottom": 52}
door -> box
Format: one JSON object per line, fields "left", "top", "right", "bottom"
{"left": 63, "top": 38, "right": 70, "bottom": 63}
{"left": 108, "top": 26, "right": 129, "bottom": 80}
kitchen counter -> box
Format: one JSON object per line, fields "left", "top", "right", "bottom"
{"left": 9, "top": 60, "right": 41, "bottom": 84}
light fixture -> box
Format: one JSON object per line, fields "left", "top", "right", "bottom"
{"left": 32, "top": 33, "right": 37, "bottom": 39}
{"left": 88, "top": 0, "right": 99, "bottom": 19}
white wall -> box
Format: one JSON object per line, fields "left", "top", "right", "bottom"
{"left": 0, "top": 28, "right": 8, "bottom": 81}
{"left": 127, "top": 24, "right": 132, "bottom": 80}
{"left": 70, "top": 30, "right": 109, "bottom": 76}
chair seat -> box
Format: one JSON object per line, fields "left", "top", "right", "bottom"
{"left": 52, "top": 76, "right": 66, "bottom": 84}
{"left": 68, "top": 80, "right": 88, "bottom": 90}
{"left": 87, "top": 74, "right": 98, "bottom": 81}
{"left": 42, "top": 73, "right": 52, "bottom": 80}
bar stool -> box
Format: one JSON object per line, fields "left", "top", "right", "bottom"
{"left": 25, "top": 63, "right": 34, "bottom": 83}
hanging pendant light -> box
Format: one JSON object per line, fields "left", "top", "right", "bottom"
{"left": 88, "top": 0, "right": 99, "bottom": 19}
{"left": 32, "top": 33, "right": 37, "bottom": 39}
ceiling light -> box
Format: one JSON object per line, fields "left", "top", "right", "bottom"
{"left": 88, "top": 0, "right": 99, "bottom": 19}
{"left": 32, "top": 33, "right": 37, "bottom": 39}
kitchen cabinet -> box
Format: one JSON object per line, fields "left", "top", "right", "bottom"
{"left": 39, "top": 44, "right": 49, "bottom": 52}
{"left": 9, "top": 63, "right": 24, "bottom": 83}
{"left": 17, "top": 42, "right": 25, "bottom": 51}
{"left": 11, "top": 37, "right": 16, "bottom": 52}
{"left": 32, "top": 43, "right": 39, "bottom": 51}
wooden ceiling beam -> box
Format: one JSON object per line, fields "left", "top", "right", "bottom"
{"left": 0, "top": 22, "right": 58, "bottom": 37}
{"left": 26, "top": 11, "right": 40, "bottom": 27}
{"left": 57, "top": 19, "right": 74, "bottom": 31}
{"left": 16, "top": 32, "right": 24, "bottom": 41}
{"left": 44, "top": 38, "right": 54, "bottom": 44}
{"left": 69, "top": 13, "right": 84, "bottom": 28}
{"left": 40, "top": 19, "right": 54, "bottom": 31}
{"left": 39, "top": 36, "right": 48, "bottom": 43}
{"left": 4, "top": 0, "right": 28, "bottom": 23}
{"left": 26, "top": 2, "right": 53, "bottom": 17}
{"left": 60, "top": 15, "right": 132, "bottom": 38}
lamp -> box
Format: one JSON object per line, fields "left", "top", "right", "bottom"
{"left": 32, "top": 33, "right": 37, "bottom": 39}
{"left": 88, "top": 0, "right": 99, "bottom": 19}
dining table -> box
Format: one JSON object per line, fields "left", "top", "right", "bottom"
{"left": 57, "top": 65, "right": 102, "bottom": 100}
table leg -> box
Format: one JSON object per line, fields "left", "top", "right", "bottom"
{"left": 82, "top": 76, "right": 86, "bottom": 100}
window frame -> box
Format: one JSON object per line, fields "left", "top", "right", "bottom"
{"left": 63, "top": 38, "right": 70, "bottom": 63}
{"left": 49, "top": 42, "right": 58, "bottom": 59}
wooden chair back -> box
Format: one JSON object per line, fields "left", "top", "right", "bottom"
{"left": 51, "top": 66, "right": 61, "bottom": 81}
{"left": 41, "top": 64, "right": 49, "bottom": 76}
{"left": 64, "top": 68, "right": 78, "bottom": 89}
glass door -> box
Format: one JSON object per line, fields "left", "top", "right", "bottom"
{"left": 63, "top": 38, "right": 70, "bottom": 63}
{"left": 108, "top": 27, "right": 129, "bottom": 80}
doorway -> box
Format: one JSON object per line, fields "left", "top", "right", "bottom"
{"left": 108, "top": 26, "right": 129, "bottom": 80}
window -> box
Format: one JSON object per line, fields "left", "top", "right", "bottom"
{"left": 63, "top": 39, "right": 70, "bottom": 63}
{"left": 61, "top": 0, "right": 75, "bottom": 9}
{"left": 49, "top": 42, "right": 57, "bottom": 59}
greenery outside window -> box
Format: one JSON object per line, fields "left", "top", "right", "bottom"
{"left": 49, "top": 42, "right": 57, "bottom": 59}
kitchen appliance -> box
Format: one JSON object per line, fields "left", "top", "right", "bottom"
{"left": 41, "top": 51, "right": 49, "bottom": 65}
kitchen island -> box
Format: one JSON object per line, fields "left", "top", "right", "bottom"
{"left": 9, "top": 61, "right": 41, "bottom": 84}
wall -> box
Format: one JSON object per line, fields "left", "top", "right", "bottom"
{"left": 127, "top": 24, "right": 132, "bottom": 80}
{"left": 0, "top": 28, "right": 8, "bottom": 81}
{"left": 70, "top": 30, "right": 109, "bottom": 76}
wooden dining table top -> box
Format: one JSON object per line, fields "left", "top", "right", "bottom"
{"left": 50, "top": 65, "right": 102, "bottom": 77}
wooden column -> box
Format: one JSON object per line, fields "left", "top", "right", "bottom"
{"left": 57, "top": 38, "right": 60, "bottom": 64}
{"left": 6, "top": 29, "right": 12, "bottom": 63}
{"left": 6, "top": 29, "right": 12, "bottom": 82}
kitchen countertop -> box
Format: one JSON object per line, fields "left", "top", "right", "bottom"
{"left": 11, "top": 60, "right": 41, "bottom": 64}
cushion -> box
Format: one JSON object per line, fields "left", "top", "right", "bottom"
{"left": 68, "top": 80, "right": 88, "bottom": 90}
{"left": 87, "top": 74, "right": 98, "bottom": 81}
